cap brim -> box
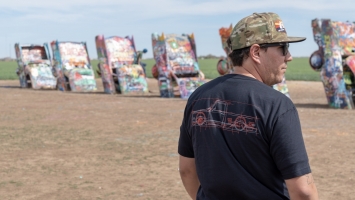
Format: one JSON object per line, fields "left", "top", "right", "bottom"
{"left": 286, "top": 36, "right": 306, "bottom": 43}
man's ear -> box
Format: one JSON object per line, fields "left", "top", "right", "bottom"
{"left": 249, "top": 44, "right": 261, "bottom": 64}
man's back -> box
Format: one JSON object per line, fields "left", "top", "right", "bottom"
{"left": 179, "top": 74, "right": 310, "bottom": 199}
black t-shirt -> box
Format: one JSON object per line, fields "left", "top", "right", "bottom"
{"left": 178, "top": 74, "right": 311, "bottom": 200}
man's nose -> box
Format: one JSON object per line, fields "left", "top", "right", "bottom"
{"left": 285, "top": 51, "right": 293, "bottom": 62}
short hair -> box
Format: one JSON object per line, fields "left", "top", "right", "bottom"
{"left": 227, "top": 37, "right": 267, "bottom": 67}
{"left": 228, "top": 47, "right": 251, "bottom": 67}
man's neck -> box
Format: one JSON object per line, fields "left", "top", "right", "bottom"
{"left": 232, "top": 59, "right": 266, "bottom": 84}
{"left": 232, "top": 66, "right": 258, "bottom": 80}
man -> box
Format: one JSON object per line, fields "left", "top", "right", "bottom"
{"left": 178, "top": 12, "right": 318, "bottom": 200}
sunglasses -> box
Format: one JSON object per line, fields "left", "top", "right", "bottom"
{"left": 259, "top": 43, "right": 289, "bottom": 56}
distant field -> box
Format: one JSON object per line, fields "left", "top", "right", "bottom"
{"left": 0, "top": 57, "right": 320, "bottom": 81}
{"left": 142, "top": 57, "right": 320, "bottom": 81}
{"left": 0, "top": 61, "right": 19, "bottom": 80}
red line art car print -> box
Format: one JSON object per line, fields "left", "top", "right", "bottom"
{"left": 191, "top": 100, "right": 259, "bottom": 134}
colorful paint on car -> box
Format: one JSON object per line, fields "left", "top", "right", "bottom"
{"left": 151, "top": 33, "right": 206, "bottom": 99}
{"left": 310, "top": 19, "right": 355, "bottom": 109}
{"left": 95, "top": 35, "right": 148, "bottom": 94}
{"left": 50, "top": 41, "right": 97, "bottom": 92}
{"left": 14, "top": 43, "right": 57, "bottom": 89}
{"left": 217, "top": 25, "right": 233, "bottom": 75}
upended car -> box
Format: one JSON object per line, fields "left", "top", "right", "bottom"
{"left": 95, "top": 35, "right": 148, "bottom": 94}
{"left": 151, "top": 33, "right": 205, "bottom": 99}
{"left": 50, "top": 41, "right": 97, "bottom": 92}
{"left": 14, "top": 43, "right": 57, "bottom": 89}
{"left": 310, "top": 19, "right": 355, "bottom": 109}
{"left": 216, "top": 25, "right": 234, "bottom": 76}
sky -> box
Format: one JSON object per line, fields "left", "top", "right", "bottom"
{"left": 0, "top": 0, "right": 354, "bottom": 59}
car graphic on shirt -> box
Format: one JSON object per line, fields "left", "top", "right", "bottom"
{"left": 191, "top": 100, "right": 258, "bottom": 134}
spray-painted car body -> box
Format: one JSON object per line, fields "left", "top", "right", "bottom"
{"left": 95, "top": 35, "right": 148, "bottom": 94}
{"left": 216, "top": 25, "right": 234, "bottom": 75}
{"left": 310, "top": 19, "right": 355, "bottom": 109}
{"left": 216, "top": 25, "right": 290, "bottom": 98}
{"left": 151, "top": 33, "right": 205, "bottom": 99}
{"left": 50, "top": 41, "right": 97, "bottom": 92}
{"left": 14, "top": 43, "right": 56, "bottom": 89}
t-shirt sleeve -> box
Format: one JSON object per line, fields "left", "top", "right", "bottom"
{"left": 178, "top": 104, "right": 194, "bottom": 158}
{"left": 269, "top": 108, "right": 311, "bottom": 180}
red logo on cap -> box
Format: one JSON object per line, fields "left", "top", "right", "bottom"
{"left": 275, "top": 20, "right": 286, "bottom": 32}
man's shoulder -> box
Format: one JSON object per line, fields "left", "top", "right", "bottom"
{"left": 192, "top": 74, "right": 261, "bottom": 92}
{"left": 188, "top": 75, "right": 294, "bottom": 108}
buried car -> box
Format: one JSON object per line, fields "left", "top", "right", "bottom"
{"left": 216, "top": 25, "right": 290, "bottom": 98}
{"left": 50, "top": 41, "right": 97, "bottom": 92}
{"left": 151, "top": 33, "right": 206, "bottom": 99}
{"left": 216, "top": 25, "right": 234, "bottom": 75}
{"left": 310, "top": 19, "right": 355, "bottom": 109}
{"left": 14, "top": 43, "right": 57, "bottom": 89}
{"left": 95, "top": 35, "right": 148, "bottom": 94}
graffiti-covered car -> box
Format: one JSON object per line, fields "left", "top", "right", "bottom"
{"left": 14, "top": 43, "right": 56, "bottom": 89}
{"left": 151, "top": 33, "right": 206, "bottom": 99}
{"left": 50, "top": 41, "right": 97, "bottom": 92}
{"left": 216, "top": 25, "right": 290, "bottom": 98}
{"left": 310, "top": 19, "right": 355, "bottom": 109}
{"left": 95, "top": 35, "right": 148, "bottom": 94}
{"left": 216, "top": 25, "right": 233, "bottom": 75}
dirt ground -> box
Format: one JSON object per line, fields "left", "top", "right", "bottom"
{"left": 0, "top": 78, "right": 354, "bottom": 200}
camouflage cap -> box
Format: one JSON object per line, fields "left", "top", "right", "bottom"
{"left": 229, "top": 12, "right": 306, "bottom": 50}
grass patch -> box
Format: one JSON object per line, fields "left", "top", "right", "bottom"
{"left": 9, "top": 180, "right": 24, "bottom": 187}
{"left": 285, "top": 57, "right": 320, "bottom": 81}
{"left": 0, "top": 57, "right": 320, "bottom": 81}
{"left": 0, "top": 61, "right": 18, "bottom": 80}
{"left": 0, "top": 181, "right": 7, "bottom": 188}
{"left": 143, "top": 57, "right": 320, "bottom": 81}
